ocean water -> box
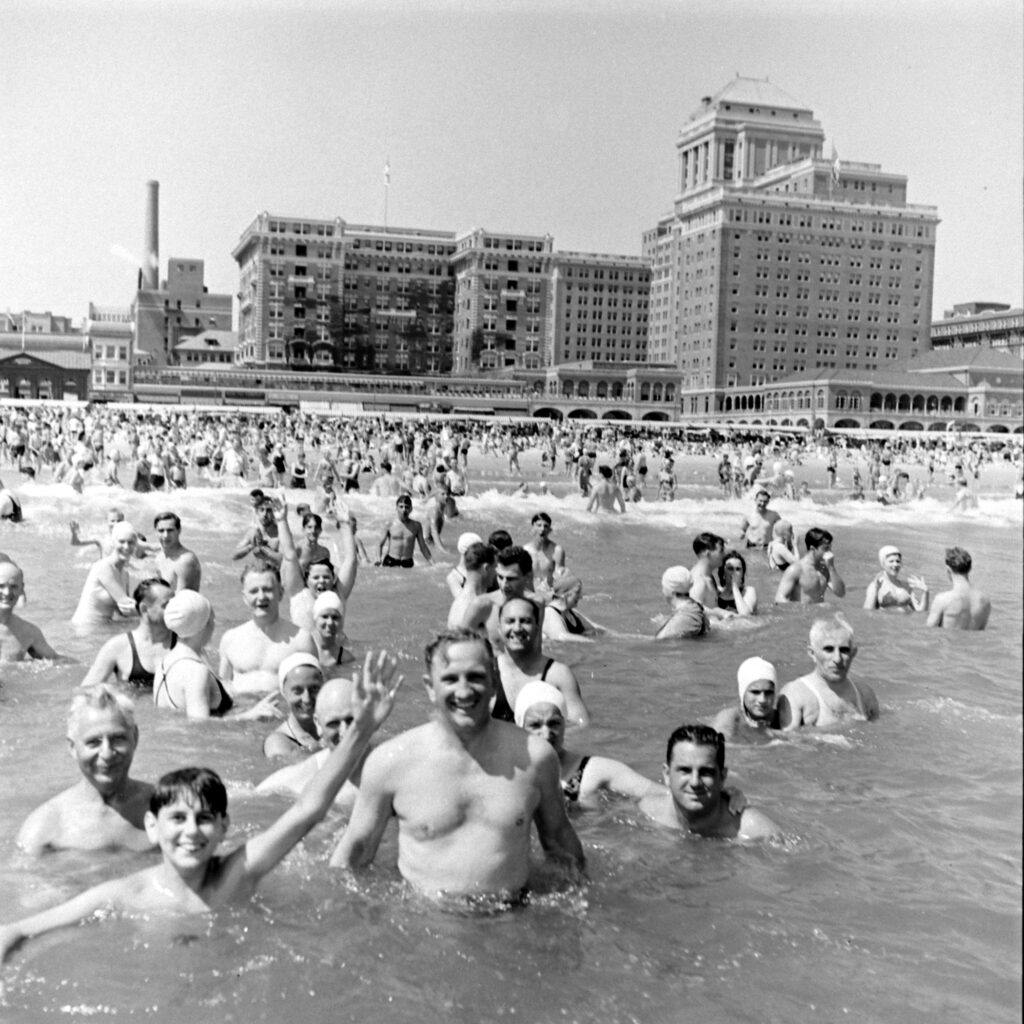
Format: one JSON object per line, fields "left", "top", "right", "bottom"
{"left": 0, "top": 448, "right": 1020, "bottom": 1024}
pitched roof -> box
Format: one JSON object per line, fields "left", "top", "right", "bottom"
{"left": 768, "top": 366, "right": 964, "bottom": 390}
{"left": 703, "top": 76, "right": 810, "bottom": 114}
{"left": 906, "top": 346, "right": 1023, "bottom": 374}
{"left": 0, "top": 348, "right": 91, "bottom": 370}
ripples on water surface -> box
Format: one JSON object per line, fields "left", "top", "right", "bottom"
{"left": 0, "top": 452, "right": 1020, "bottom": 1023}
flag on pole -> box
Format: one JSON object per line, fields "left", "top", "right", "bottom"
{"left": 830, "top": 144, "right": 841, "bottom": 186}
{"left": 384, "top": 159, "right": 391, "bottom": 185}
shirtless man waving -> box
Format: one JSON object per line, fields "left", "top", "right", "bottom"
{"left": 331, "top": 629, "right": 584, "bottom": 898}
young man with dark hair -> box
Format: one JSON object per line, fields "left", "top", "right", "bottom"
{"left": 775, "top": 527, "right": 846, "bottom": 604}
{"left": 639, "top": 724, "right": 778, "bottom": 839}
{"left": 926, "top": 547, "right": 991, "bottom": 630}
{"left": 689, "top": 532, "right": 726, "bottom": 612}
{"left": 153, "top": 511, "right": 202, "bottom": 593}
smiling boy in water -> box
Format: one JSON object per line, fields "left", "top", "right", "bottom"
{"left": 0, "top": 653, "right": 401, "bottom": 964}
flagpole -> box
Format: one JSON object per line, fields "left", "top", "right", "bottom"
{"left": 384, "top": 157, "right": 390, "bottom": 229}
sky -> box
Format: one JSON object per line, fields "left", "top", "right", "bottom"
{"left": 2, "top": 0, "right": 1021, "bottom": 326}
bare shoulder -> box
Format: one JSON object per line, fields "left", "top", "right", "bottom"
{"left": 219, "top": 622, "right": 248, "bottom": 646}
{"left": 364, "top": 724, "right": 432, "bottom": 770}
{"left": 544, "top": 659, "right": 576, "bottom": 685}
{"left": 17, "top": 792, "right": 64, "bottom": 849}
{"left": 779, "top": 675, "right": 812, "bottom": 699}
{"left": 737, "top": 806, "right": 781, "bottom": 840}
{"left": 710, "top": 706, "right": 740, "bottom": 736}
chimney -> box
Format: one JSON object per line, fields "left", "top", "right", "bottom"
{"left": 143, "top": 180, "right": 159, "bottom": 290}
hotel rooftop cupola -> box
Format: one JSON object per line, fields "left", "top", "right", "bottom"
{"left": 676, "top": 76, "right": 824, "bottom": 199}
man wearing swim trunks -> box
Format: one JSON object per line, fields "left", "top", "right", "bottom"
{"left": 377, "top": 494, "right": 432, "bottom": 568}
{"left": 330, "top": 630, "right": 584, "bottom": 898}
{"left": 776, "top": 616, "right": 878, "bottom": 729}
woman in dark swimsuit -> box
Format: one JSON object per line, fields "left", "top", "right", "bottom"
{"left": 513, "top": 682, "right": 661, "bottom": 808}
{"left": 715, "top": 551, "right": 759, "bottom": 616}
{"left": 79, "top": 578, "right": 175, "bottom": 689}
{"left": 542, "top": 575, "right": 603, "bottom": 642}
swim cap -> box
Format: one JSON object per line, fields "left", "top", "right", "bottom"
{"left": 878, "top": 545, "right": 901, "bottom": 567}
{"left": 661, "top": 565, "right": 693, "bottom": 597}
{"left": 513, "top": 681, "right": 567, "bottom": 727}
{"left": 163, "top": 591, "right": 212, "bottom": 639}
{"left": 278, "top": 652, "right": 323, "bottom": 688}
{"left": 457, "top": 532, "right": 483, "bottom": 554}
{"left": 552, "top": 573, "right": 582, "bottom": 597}
{"left": 312, "top": 591, "right": 345, "bottom": 617}
{"left": 111, "top": 521, "right": 137, "bottom": 542}
{"left": 737, "top": 656, "right": 777, "bottom": 701}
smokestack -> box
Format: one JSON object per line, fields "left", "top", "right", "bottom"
{"left": 143, "top": 180, "right": 159, "bottom": 290}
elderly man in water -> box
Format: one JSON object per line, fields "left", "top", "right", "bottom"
{"left": 777, "top": 616, "right": 878, "bottom": 729}
{"left": 18, "top": 685, "right": 154, "bottom": 854}
{"left": 331, "top": 629, "right": 584, "bottom": 900}
{"left": 257, "top": 675, "right": 372, "bottom": 810}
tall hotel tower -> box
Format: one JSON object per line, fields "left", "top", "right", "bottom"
{"left": 644, "top": 77, "right": 939, "bottom": 418}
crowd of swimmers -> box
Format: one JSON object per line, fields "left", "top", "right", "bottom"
{"left": 0, "top": 408, "right": 1003, "bottom": 964}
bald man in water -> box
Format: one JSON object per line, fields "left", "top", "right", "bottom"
{"left": 0, "top": 562, "right": 61, "bottom": 661}
{"left": 257, "top": 676, "right": 368, "bottom": 811}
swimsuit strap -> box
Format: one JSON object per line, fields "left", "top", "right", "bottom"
{"left": 125, "top": 631, "right": 155, "bottom": 688}
{"left": 159, "top": 653, "right": 233, "bottom": 716}
{"left": 561, "top": 755, "right": 591, "bottom": 803}
{"left": 539, "top": 658, "right": 555, "bottom": 681}
{"left": 153, "top": 664, "right": 178, "bottom": 710}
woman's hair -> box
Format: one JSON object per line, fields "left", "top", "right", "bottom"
{"left": 717, "top": 550, "right": 747, "bottom": 587}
